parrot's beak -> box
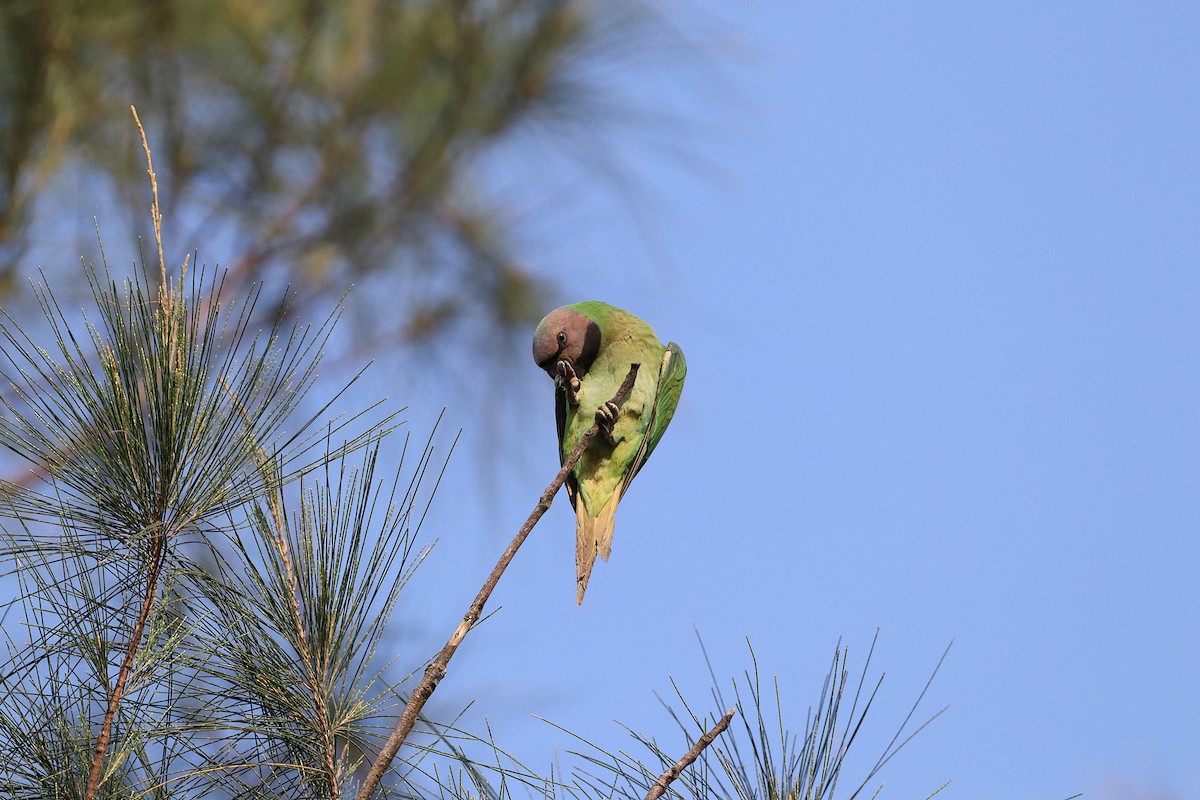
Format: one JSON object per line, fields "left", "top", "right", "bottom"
{"left": 532, "top": 333, "right": 559, "bottom": 372}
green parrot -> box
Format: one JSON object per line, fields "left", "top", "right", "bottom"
{"left": 531, "top": 301, "right": 686, "bottom": 604}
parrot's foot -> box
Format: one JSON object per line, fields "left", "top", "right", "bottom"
{"left": 556, "top": 360, "right": 582, "bottom": 406}
{"left": 594, "top": 400, "right": 620, "bottom": 445}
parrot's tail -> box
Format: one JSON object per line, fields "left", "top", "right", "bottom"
{"left": 575, "top": 492, "right": 621, "bottom": 605}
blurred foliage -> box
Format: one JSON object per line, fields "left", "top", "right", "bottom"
{"left": 0, "top": 0, "right": 656, "bottom": 345}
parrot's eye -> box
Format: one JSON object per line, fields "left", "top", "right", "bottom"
{"left": 556, "top": 331, "right": 568, "bottom": 346}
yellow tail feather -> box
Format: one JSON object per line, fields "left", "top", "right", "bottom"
{"left": 575, "top": 492, "right": 622, "bottom": 604}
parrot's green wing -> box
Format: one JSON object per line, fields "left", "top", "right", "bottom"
{"left": 622, "top": 341, "right": 686, "bottom": 493}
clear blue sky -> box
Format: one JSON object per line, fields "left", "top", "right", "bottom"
{"left": 392, "top": 3, "right": 1199, "bottom": 799}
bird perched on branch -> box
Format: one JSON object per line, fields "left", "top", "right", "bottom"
{"left": 532, "top": 301, "right": 686, "bottom": 604}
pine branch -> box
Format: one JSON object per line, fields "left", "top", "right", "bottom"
{"left": 221, "top": 373, "right": 343, "bottom": 799}
{"left": 84, "top": 533, "right": 166, "bottom": 800}
{"left": 271, "top": 499, "right": 343, "bottom": 800}
{"left": 354, "top": 363, "right": 641, "bottom": 800}
{"left": 645, "top": 708, "right": 736, "bottom": 800}
{"left": 84, "top": 113, "right": 178, "bottom": 800}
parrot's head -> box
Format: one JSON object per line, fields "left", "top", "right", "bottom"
{"left": 532, "top": 305, "right": 602, "bottom": 379}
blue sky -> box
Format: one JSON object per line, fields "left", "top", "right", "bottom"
{"left": 391, "top": 3, "right": 1199, "bottom": 799}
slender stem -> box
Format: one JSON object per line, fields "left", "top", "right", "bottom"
{"left": 269, "top": 490, "right": 342, "bottom": 800}
{"left": 85, "top": 533, "right": 166, "bottom": 800}
{"left": 130, "top": 106, "right": 166, "bottom": 288}
{"left": 354, "top": 364, "right": 640, "bottom": 800}
{"left": 221, "top": 374, "right": 342, "bottom": 798}
{"left": 644, "top": 708, "right": 737, "bottom": 800}
{"left": 86, "top": 110, "right": 174, "bottom": 800}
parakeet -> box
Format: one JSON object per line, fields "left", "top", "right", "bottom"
{"left": 531, "top": 301, "right": 686, "bottom": 604}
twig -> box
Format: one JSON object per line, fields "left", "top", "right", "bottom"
{"left": 130, "top": 106, "right": 167, "bottom": 288}
{"left": 354, "top": 364, "right": 641, "bottom": 800}
{"left": 85, "top": 109, "right": 172, "bottom": 800}
{"left": 86, "top": 534, "right": 167, "bottom": 800}
{"left": 644, "top": 708, "right": 737, "bottom": 800}
{"left": 220, "top": 375, "right": 342, "bottom": 799}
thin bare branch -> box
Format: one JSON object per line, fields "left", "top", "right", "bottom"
{"left": 354, "top": 363, "right": 641, "bottom": 800}
{"left": 645, "top": 707, "right": 737, "bottom": 800}
{"left": 85, "top": 534, "right": 167, "bottom": 800}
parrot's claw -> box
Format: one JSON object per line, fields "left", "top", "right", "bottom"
{"left": 594, "top": 400, "right": 620, "bottom": 445}
{"left": 556, "top": 360, "right": 582, "bottom": 406}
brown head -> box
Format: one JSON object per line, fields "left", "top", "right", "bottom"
{"left": 532, "top": 305, "right": 602, "bottom": 379}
